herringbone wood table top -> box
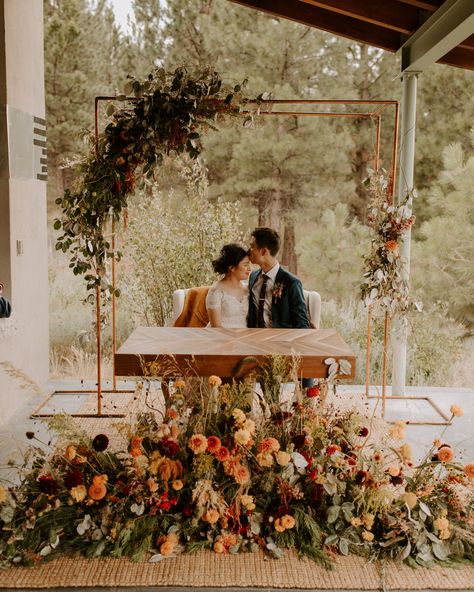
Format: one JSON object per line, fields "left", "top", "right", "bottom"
{"left": 115, "top": 327, "right": 356, "bottom": 379}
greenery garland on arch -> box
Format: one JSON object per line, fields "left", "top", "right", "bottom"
{"left": 54, "top": 67, "right": 253, "bottom": 302}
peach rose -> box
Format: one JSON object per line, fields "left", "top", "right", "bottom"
{"left": 188, "top": 434, "right": 208, "bottom": 454}
{"left": 65, "top": 445, "right": 76, "bottom": 461}
{"left": 234, "top": 464, "right": 250, "bottom": 485}
{"left": 437, "top": 446, "right": 454, "bottom": 463}
{"left": 463, "top": 463, "right": 474, "bottom": 479}
{"left": 147, "top": 478, "right": 159, "bottom": 493}
{"left": 258, "top": 437, "right": 280, "bottom": 454}
{"left": 160, "top": 541, "right": 175, "bottom": 556}
{"left": 214, "top": 541, "right": 225, "bottom": 554}
{"left": 203, "top": 509, "right": 220, "bottom": 524}
{"left": 450, "top": 405, "right": 464, "bottom": 417}
{"left": 208, "top": 375, "right": 222, "bottom": 387}
{"left": 280, "top": 514, "right": 295, "bottom": 530}
{"left": 275, "top": 451, "right": 291, "bottom": 467}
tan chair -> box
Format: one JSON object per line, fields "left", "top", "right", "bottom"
{"left": 173, "top": 287, "right": 321, "bottom": 329}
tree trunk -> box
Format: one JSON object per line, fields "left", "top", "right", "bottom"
{"left": 281, "top": 221, "right": 297, "bottom": 274}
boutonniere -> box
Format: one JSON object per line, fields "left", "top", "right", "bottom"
{"left": 272, "top": 283, "right": 285, "bottom": 300}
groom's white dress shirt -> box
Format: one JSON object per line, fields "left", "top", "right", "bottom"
{"left": 251, "top": 263, "right": 280, "bottom": 328}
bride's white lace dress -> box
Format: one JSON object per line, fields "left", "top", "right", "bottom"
{"left": 205, "top": 282, "right": 248, "bottom": 328}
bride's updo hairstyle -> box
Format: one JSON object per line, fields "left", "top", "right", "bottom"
{"left": 212, "top": 243, "right": 248, "bottom": 275}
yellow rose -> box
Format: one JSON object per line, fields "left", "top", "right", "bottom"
{"left": 240, "top": 494, "right": 256, "bottom": 511}
{"left": 208, "top": 375, "right": 222, "bottom": 387}
{"left": 256, "top": 452, "right": 274, "bottom": 467}
{"left": 362, "top": 513, "right": 375, "bottom": 530}
{"left": 234, "top": 429, "right": 251, "bottom": 446}
{"left": 434, "top": 517, "right": 450, "bottom": 531}
{"left": 401, "top": 492, "right": 418, "bottom": 509}
{"left": 70, "top": 484, "right": 87, "bottom": 503}
{"left": 275, "top": 451, "right": 291, "bottom": 467}
{"left": 232, "top": 408, "right": 246, "bottom": 426}
{"left": 203, "top": 509, "right": 220, "bottom": 524}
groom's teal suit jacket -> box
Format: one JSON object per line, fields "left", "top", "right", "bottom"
{"left": 247, "top": 266, "right": 310, "bottom": 329}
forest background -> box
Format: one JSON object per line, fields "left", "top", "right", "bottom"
{"left": 45, "top": 0, "right": 474, "bottom": 387}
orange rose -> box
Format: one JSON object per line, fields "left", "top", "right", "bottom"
{"left": 274, "top": 518, "right": 285, "bottom": 532}
{"left": 160, "top": 541, "right": 175, "bottom": 556}
{"left": 88, "top": 476, "right": 107, "bottom": 501}
{"left": 207, "top": 436, "right": 222, "bottom": 454}
{"left": 385, "top": 240, "right": 398, "bottom": 252}
{"left": 464, "top": 463, "right": 474, "bottom": 479}
{"left": 437, "top": 446, "right": 454, "bottom": 463}
{"left": 171, "top": 479, "right": 183, "bottom": 491}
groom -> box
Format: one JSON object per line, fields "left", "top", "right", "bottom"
{"left": 247, "top": 227, "right": 310, "bottom": 329}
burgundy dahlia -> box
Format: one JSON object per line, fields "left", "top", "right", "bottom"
{"left": 157, "top": 437, "right": 180, "bottom": 458}
{"left": 63, "top": 469, "right": 84, "bottom": 490}
{"left": 37, "top": 474, "right": 59, "bottom": 495}
{"left": 92, "top": 434, "right": 109, "bottom": 452}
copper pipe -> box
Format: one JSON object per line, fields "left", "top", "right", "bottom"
{"left": 112, "top": 218, "right": 117, "bottom": 390}
{"left": 96, "top": 285, "right": 102, "bottom": 416}
{"left": 375, "top": 115, "right": 381, "bottom": 172}
{"left": 381, "top": 312, "right": 391, "bottom": 418}
{"left": 390, "top": 102, "right": 400, "bottom": 202}
{"left": 365, "top": 306, "right": 372, "bottom": 398}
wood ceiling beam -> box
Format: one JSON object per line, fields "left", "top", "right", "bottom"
{"left": 396, "top": 0, "right": 440, "bottom": 11}
{"left": 399, "top": 0, "right": 474, "bottom": 72}
{"left": 438, "top": 45, "right": 474, "bottom": 69}
{"left": 230, "top": 0, "right": 402, "bottom": 51}
{"left": 299, "top": 0, "right": 419, "bottom": 35}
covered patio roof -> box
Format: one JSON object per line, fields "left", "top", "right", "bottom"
{"left": 230, "top": 0, "right": 474, "bottom": 70}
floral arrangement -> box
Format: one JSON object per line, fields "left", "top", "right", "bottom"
{"left": 54, "top": 67, "right": 255, "bottom": 301}
{"left": 0, "top": 358, "right": 473, "bottom": 568}
{"left": 272, "top": 283, "right": 285, "bottom": 300}
{"left": 360, "top": 171, "right": 416, "bottom": 316}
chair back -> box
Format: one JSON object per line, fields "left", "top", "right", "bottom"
{"left": 173, "top": 286, "right": 210, "bottom": 327}
{"left": 303, "top": 290, "right": 321, "bottom": 329}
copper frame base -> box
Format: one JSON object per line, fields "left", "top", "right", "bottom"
{"left": 367, "top": 394, "right": 451, "bottom": 425}
{"left": 30, "top": 389, "right": 135, "bottom": 419}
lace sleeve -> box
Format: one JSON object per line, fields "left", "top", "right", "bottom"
{"left": 206, "top": 285, "right": 223, "bottom": 311}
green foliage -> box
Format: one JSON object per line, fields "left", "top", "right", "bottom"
{"left": 122, "top": 162, "right": 245, "bottom": 326}
{"left": 413, "top": 132, "right": 474, "bottom": 330}
{"left": 321, "top": 299, "right": 464, "bottom": 386}
{"left": 297, "top": 203, "right": 369, "bottom": 301}
{"left": 54, "top": 66, "right": 250, "bottom": 299}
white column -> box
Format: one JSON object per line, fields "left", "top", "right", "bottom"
{"left": 392, "top": 73, "right": 418, "bottom": 396}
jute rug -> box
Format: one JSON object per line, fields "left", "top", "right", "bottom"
{"left": 1, "top": 549, "right": 473, "bottom": 590}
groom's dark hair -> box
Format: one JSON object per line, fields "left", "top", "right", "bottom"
{"left": 251, "top": 227, "right": 280, "bottom": 256}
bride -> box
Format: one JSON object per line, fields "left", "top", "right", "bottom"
{"left": 206, "top": 244, "right": 251, "bottom": 328}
